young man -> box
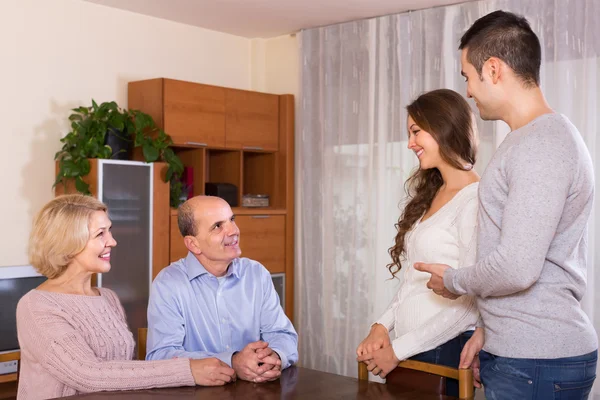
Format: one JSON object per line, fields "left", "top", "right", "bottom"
{"left": 146, "top": 195, "right": 298, "bottom": 384}
{"left": 416, "top": 10, "right": 598, "bottom": 400}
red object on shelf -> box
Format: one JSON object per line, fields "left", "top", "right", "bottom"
{"left": 183, "top": 167, "right": 194, "bottom": 199}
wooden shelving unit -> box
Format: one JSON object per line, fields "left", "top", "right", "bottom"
{"left": 129, "top": 78, "right": 295, "bottom": 321}
{"left": 0, "top": 351, "right": 19, "bottom": 398}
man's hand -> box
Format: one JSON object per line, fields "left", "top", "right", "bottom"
{"left": 232, "top": 341, "right": 282, "bottom": 383}
{"left": 413, "top": 263, "right": 460, "bottom": 300}
{"left": 356, "top": 324, "right": 391, "bottom": 357}
{"left": 357, "top": 346, "right": 399, "bottom": 378}
{"left": 255, "top": 347, "right": 282, "bottom": 382}
{"left": 460, "top": 328, "right": 485, "bottom": 388}
{"left": 189, "top": 358, "right": 236, "bottom": 386}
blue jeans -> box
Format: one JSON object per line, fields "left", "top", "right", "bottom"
{"left": 480, "top": 350, "right": 597, "bottom": 400}
{"left": 409, "top": 330, "right": 474, "bottom": 397}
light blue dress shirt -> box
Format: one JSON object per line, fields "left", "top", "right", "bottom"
{"left": 146, "top": 253, "right": 298, "bottom": 369}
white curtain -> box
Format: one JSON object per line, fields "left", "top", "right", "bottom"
{"left": 296, "top": 0, "right": 600, "bottom": 394}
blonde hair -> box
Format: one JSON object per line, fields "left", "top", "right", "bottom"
{"left": 29, "top": 194, "right": 107, "bottom": 279}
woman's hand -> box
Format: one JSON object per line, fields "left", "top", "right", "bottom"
{"left": 357, "top": 346, "right": 400, "bottom": 378}
{"left": 190, "top": 358, "right": 236, "bottom": 386}
{"left": 356, "top": 324, "right": 391, "bottom": 357}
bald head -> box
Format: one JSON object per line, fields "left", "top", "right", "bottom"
{"left": 178, "top": 196, "right": 231, "bottom": 237}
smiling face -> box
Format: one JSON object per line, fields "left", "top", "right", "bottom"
{"left": 186, "top": 196, "right": 241, "bottom": 275}
{"left": 407, "top": 115, "right": 442, "bottom": 170}
{"left": 460, "top": 48, "right": 504, "bottom": 121}
{"left": 69, "top": 210, "right": 116, "bottom": 274}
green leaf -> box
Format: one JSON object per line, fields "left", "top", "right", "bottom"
{"left": 75, "top": 176, "right": 91, "bottom": 195}
{"left": 73, "top": 106, "right": 89, "bottom": 115}
{"left": 135, "top": 112, "right": 146, "bottom": 131}
{"left": 142, "top": 144, "right": 159, "bottom": 162}
{"left": 79, "top": 158, "right": 91, "bottom": 176}
{"left": 54, "top": 163, "right": 65, "bottom": 186}
{"left": 103, "top": 145, "right": 112, "bottom": 158}
{"left": 111, "top": 118, "right": 125, "bottom": 132}
{"left": 165, "top": 167, "right": 174, "bottom": 182}
{"left": 170, "top": 179, "right": 184, "bottom": 208}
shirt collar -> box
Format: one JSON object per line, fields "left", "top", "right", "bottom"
{"left": 184, "top": 252, "right": 242, "bottom": 281}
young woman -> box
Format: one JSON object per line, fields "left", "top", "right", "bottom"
{"left": 357, "top": 89, "right": 483, "bottom": 396}
{"left": 17, "top": 194, "right": 236, "bottom": 400}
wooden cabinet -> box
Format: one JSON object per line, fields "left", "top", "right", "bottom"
{"left": 129, "top": 79, "right": 295, "bottom": 322}
{"left": 169, "top": 214, "right": 188, "bottom": 262}
{"left": 225, "top": 89, "right": 279, "bottom": 151}
{"left": 0, "top": 351, "right": 19, "bottom": 395}
{"left": 164, "top": 80, "right": 225, "bottom": 147}
{"left": 128, "top": 80, "right": 279, "bottom": 151}
{"left": 235, "top": 215, "right": 285, "bottom": 273}
{"left": 129, "top": 78, "right": 226, "bottom": 148}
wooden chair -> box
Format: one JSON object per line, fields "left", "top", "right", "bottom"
{"left": 358, "top": 359, "right": 474, "bottom": 399}
{"left": 137, "top": 328, "right": 147, "bottom": 361}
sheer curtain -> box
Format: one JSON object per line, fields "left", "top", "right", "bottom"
{"left": 296, "top": 0, "right": 600, "bottom": 393}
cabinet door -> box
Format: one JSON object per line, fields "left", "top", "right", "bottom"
{"left": 235, "top": 215, "right": 285, "bottom": 273}
{"left": 98, "top": 162, "right": 151, "bottom": 357}
{"left": 225, "top": 89, "right": 279, "bottom": 151}
{"left": 164, "top": 79, "right": 226, "bottom": 148}
{"left": 169, "top": 215, "right": 188, "bottom": 262}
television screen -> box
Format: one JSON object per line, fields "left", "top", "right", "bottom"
{"left": 0, "top": 275, "right": 47, "bottom": 352}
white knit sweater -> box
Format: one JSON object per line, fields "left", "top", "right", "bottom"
{"left": 376, "top": 182, "right": 480, "bottom": 361}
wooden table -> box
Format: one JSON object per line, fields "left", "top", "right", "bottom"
{"left": 59, "top": 366, "right": 457, "bottom": 399}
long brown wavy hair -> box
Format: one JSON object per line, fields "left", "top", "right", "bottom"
{"left": 387, "top": 89, "right": 478, "bottom": 278}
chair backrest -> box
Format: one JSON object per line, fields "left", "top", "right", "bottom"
{"left": 358, "top": 360, "right": 474, "bottom": 400}
{"left": 137, "top": 328, "right": 148, "bottom": 361}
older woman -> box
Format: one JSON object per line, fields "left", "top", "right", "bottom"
{"left": 17, "top": 194, "right": 236, "bottom": 400}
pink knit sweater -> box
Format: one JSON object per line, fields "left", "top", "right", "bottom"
{"left": 16, "top": 288, "right": 195, "bottom": 400}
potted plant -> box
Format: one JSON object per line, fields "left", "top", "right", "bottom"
{"left": 54, "top": 100, "right": 185, "bottom": 207}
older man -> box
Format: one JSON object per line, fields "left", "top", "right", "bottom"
{"left": 146, "top": 195, "right": 298, "bottom": 383}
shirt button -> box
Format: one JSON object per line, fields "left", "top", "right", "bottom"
{"left": 226, "top": 345, "right": 230, "bottom": 349}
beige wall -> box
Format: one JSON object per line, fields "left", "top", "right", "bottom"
{"left": 0, "top": 0, "right": 255, "bottom": 266}
{"left": 250, "top": 34, "right": 299, "bottom": 96}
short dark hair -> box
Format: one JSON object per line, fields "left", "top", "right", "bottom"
{"left": 459, "top": 10, "right": 541, "bottom": 87}
{"left": 178, "top": 201, "right": 197, "bottom": 237}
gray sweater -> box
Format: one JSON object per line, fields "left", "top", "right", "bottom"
{"left": 445, "top": 113, "right": 598, "bottom": 358}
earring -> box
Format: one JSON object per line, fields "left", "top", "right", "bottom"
{"left": 463, "top": 163, "right": 473, "bottom": 171}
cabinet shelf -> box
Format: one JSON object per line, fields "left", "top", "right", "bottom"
{"left": 0, "top": 374, "right": 17, "bottom": 384}
{"left": 170, "top": 207, "right": 287, "bottom": 216}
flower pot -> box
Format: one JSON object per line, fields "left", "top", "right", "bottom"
{"left": 105, "top": 127, "right": 133, "bottom": 160}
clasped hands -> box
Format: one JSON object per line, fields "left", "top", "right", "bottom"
{"left": 232, "top": 340, "right": 282, "bottom": 383}
{"left": 356, "top": 324, "right": 398, "bottom": 378}
{"left": 356, "top": 324, "right": 484, "bottom": 388}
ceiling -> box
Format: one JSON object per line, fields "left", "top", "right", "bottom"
{"left": 84, "top": 0, "right": 475, "bottom": 38}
